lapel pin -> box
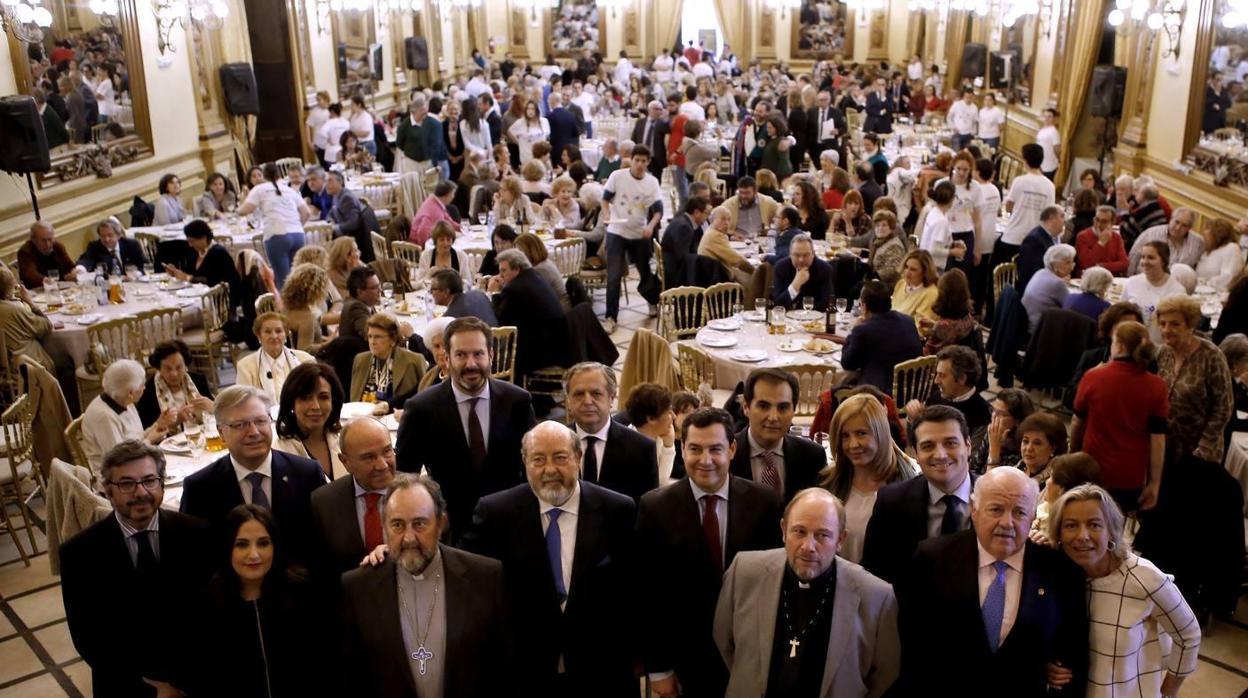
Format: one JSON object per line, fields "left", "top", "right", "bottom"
{"left": 1038, "top": 587, "right": 1045, "bottom": 596}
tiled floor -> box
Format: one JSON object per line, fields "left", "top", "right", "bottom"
{"left": 3, "top": 277, "right": 1246, "bottom": 697}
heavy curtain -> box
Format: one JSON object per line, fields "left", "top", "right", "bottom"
{"left": 1055, "top": 0, "right": 1106, "bottom": 188}
{"left": 710, "top": 0, "right": 746, "bottom": 63}
{"left": 653, "top": 0, "right": 684, "bottom": 54}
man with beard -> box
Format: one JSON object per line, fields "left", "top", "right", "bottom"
{"left": 462, "top": 421, "right": 638, "bottom": 697}
{"left": 17, "top": 220, "right": 77, "bottom": 288}
{"left": 341, "top": 473, "right": 511, "bottom": 698}
{"left": 61, "top": 439, "right": 214, "bottom": 697}
{"left": 396, "top": 316, "right": 536, "bottom": 538}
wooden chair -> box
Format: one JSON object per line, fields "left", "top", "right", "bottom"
{"left": 785, "top": 364, "right": 840, "bottom": 419}
{"left": 274, "top": 157, "right": 304, "bottom": 179}
{"left": 64, "top": 416, "right": 90, "bottom": 472}
{"left": 134, "top": 308, "right": 184, "bottom": 358}
{"left": 303, "top": 220, "right": 332, "bottom": 248}
{"left": 182, "top": 283, "right": 237, "bottom": 391}
{"left": 892, "top": 355, "right": 938, "bottom": 415}
{"left": 992, "top": 262, "right": 1017, "bottom": 301}
{"left": 491, "top": 326, "right": 518, "bottom": 384}
{"left": 371, "top": 231, "right": 390, "bottom": 261}
{"left": 652, "top": 239, "right": 665, "bottom": 293}
{"left": 251, "top": 233, "right": 267, "bottom": 262}
{"left": 75, "top": 315, "right": 144, "bottom": 407}
{"left": 551, "top": 238, "right": 586, "bottom": 279}
{"left": 463, "top": 248, "right": 491, "bottom": 283}
{"left": 133, "top": 232, "right": 162, "bottom": 268}
{"left": 658, "top": 286, "right": 705, "bottom": 340}
{"left": 392, "top": 241, "right": 422, "bottom": 268}
{"left": 524, "top": 367, "right": 567, "bottom": 405}
{"left": 1, "top": 394, "right": 41, "bottom": 565}
{"left": 677, "top": 343, "right": 716, "bottom": 393}
{"left": 702, "top": 282, "right": 745, "bottom": 323}
{"left": 255, "top": 292, "right": 277, "bottom": 315}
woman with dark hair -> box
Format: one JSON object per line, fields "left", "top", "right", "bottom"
{"left": 830, "top": 188, "right": 871, "bottom": 239}
{"left": 235, "top": 162, "right": 313, "bottom": 287}
{"left": 967, "top": 387, "right": 1035, "bottom": 473}
{"left": 275, "top": 362, "right": 345, "bottom": 479}
{"left": 195, "top": 504, "right": 323, "bottom": 697}
{"left": 478, "top": 223, "right": 518, "bottom": 278}
{"left": 1078, "top": 168, "right": 1105, "bottom": 197}
{"left": 891, "top": 249, "right": 940, "bottom": 326}
{"left": 921, "top": 268, "right": 976, "bottom": 352}
{"left": 163, "top": 220, "right": 243, "bottom": 305}
{"left": 1121, "top": 241, "right": 1186, "bottom": 343}
{"left": 136, "top": 340, "right": 215, "bottom": 432}
{"left": 1065, "top": 187, "right": 1101, "bottom": 242}
{"left": 195, "top": 172, "right": 238, "bottom": 220}
{"left": 350, "top": 313, "right": 427, "bottom": 414}
{"left": 460, "top": 95, "right": 493, "bottom": 162}
{"left": 1016, "top": 411, "right": 1069, "bottom": 485}
{"left": 338, "top": 130, "right": 374, "bottom": 172}
{"left": 758, "top": 114, "right": 793, "bottom": 180}
{"left": 624, "top": 383, "right": 679, "bottom": 487}
{"left": 792, "top": 180, "right": 830, "bottom": 239}
{"left": 153, "top": 173, "right": 186, "bottom": 226}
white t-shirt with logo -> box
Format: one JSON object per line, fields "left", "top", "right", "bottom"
{"left": 243, "top": 182, "right": 306, "bottom": 239}
{"left": 920, "top": 206, "right": 953, "bottom": 271}
{"left": 604, "top": 169, "right": 662, "bottom": 240}
{"left": 1001, "top": 173, "right": 1055, "bottom": 246}
{"left": 936, "top": 177, "right": 984, "bottom": 234}
{"left": 1036, "top": 125, "right": 1060, "bottom": 172}
{"left": 978, "top": 106, "right": 1005, "bottom": 139}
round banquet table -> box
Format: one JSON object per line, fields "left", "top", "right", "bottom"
{"left": 676, "top": 311, "right": 845, "bottom": 390}
{"left": 40, "top": 281, "right": 206, "bottom": 368}
{"left": 444, "top": 224, "right": 562, "bottom": 253}
{"left": 131, "top": 222, "right": 259, "bottom": 249}
{"left": 1224, "top": 431, "right": 1248, "bottom": 518}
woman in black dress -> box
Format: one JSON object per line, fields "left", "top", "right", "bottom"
{"left": 444, "top": 99, "right": 466, "bottom": 183}
{"left": 163, "top": 219, "right": 243, "bottom": 312}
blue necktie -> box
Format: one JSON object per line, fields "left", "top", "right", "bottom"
{"left": 246, "top": 472, "right": 270, "bottom": 510}
{"left": 546, "top": 509, "right": 567, "bottom": 602}
{"left": 982, "top": 560, "right": 1009, "bottom": 652}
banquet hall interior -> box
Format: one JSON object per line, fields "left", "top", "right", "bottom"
{"left": 0, "top": 0, "right": 1247, "bottom": 694}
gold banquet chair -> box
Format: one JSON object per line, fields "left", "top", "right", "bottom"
{"left": 892, "top": 355, "right": 938, "bottom": 416}
{"left": 133, "top": 232, "right": 162, "bottom": 268}
{"left": 182, "top": 283, "right": 238, "bottom": 392}
{"left": 551, "top": 238, "right": 587, "bottom": 280}
{"left": 785, "top": 364, "right": 840, "bottom": 421}
{"left": 255, "top": 293, "right": 277, "bottom": 315}
{"left": 992, "top": 262, "right": 1017, "bottom": 302}
{"left": 677, "top": 343, "right": 717, "bottom": 393}
{"left": 392, "top": 241, "right": 423, "bottom": 268}
{"left": 702, "top": 282, "right": 745, "bottom": 323}
{"left": 491, "top": 326, "right": 518, "bottom": 384}
{"left": 658, "top": 286, "right": 705, "bottom": 341}
{"left": 1, "top": 394, "right": 43, "bottom": 565}
{"left": 371, "top": 231, "right": 391, "bottom": 262}
{"left": 74, "top": 315, "right": 144, "bottom": 408}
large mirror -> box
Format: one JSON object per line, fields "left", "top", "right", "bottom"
{"left": 1000, "top": 15, "right": 1038, "bottom": 107}
{"left": 332, "top": 9, "right": 379, "bottom": 99}
{"left": 549, "top": 0, "right": 602, "bottom": 57}
{"left": 6, "top": 0, "right": 153, "bottom": 188}
{"left": 290, "top": 0, "right": 318, "bottom": 106}
{"left": 1197, "top": 15, "right": 1247, "bottom": 137}
{"left": 792, "top": 0, "right": 850, "bottom": 59}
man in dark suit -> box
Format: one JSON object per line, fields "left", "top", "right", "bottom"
{"left": 903, "top": 345, "right": 992, "bottom": 433}
{"left": 888, "top": 71, "right": 911, "bottom": 114}
{"left": 730, "top": 368, "right": 825, "bottom": 505}
{"left": 546, "top": 91, "right": 581, "bottom": 166}
{"left": 179, "top": 385, "right": 326, "bottom": 564}
{"left": 480, "top": 92, "right": 503, "bottom": 146}
{"left": 770, "top": 234, "right": 833, "bottom": 311}
{"left": 565, "top": 362, "right": 659, "bottom": 502}
{"left": 854, "top": 162, "right": 884, "bottom": 219}
{"left": 396, "top": 316, "right": 537, "bottom": 538}
{"left": 661, "top": 196, "right": 710, "bottom": 288}
{"left": 75, "top": 218, "right": 148, "bottom": 273}
{"left": 863, "top": 77, "right": 895, "bottom": 134}
{"left": 631, "top": 100, "right": 670, "bottom": 178}
{"left": 806, "top": 90, "right": 847, "bottom": 167}
{"left": 840, "top": 279, "right": 924, "bottom": 395}
{"left": 339, "top": 266, "right": 380, "bottom": 343}
{"left": 62, "top": 439, "right": 214, "bottom": 698}
{"left": 861, "top": 405, "right": 977, "bottom": 585}
{"left": 896, "top": 466, "right": 1088, "bottom": 697}
{"left": 430, "top": 268, "right": 498, "bottom": 326}
{"left": 637, "top": 407, "right": 782, "bottom": 698}
{"left": 341, "top": 473, "right": 511, "bottom": 698}
{"left": 488, "top": 249, "right": 570, "bottom": 380}
{"left": 310, "top": 416, "right": 396, "bottom": 583}
{"left": 325, "top": 171, "right": 377, "bottom": 263}
{"left": 1015, "top": 205, "right": 1065, "bottom": 292}
{"left": 462, "top": 420, "right": 638, "bottom": 697}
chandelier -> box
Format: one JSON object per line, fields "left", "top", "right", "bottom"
{"left": 1224, "top": 0, "right": 1247, "bottom": 27}
{"left": 87, "top": 0, "right": 119, "bottom": 21}
{"left": 0, "top": 0, "right": 53, "bottom": 44}
{"left": 1107, "top": 0, "right": 1184, "bottom": 59}
{"left": 153, "top": 0, "right": 228, "bottom": 54}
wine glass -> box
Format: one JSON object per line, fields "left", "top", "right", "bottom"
{"left": 382, "top": 282, "right": 394, "bottom": 306}
{"left": 184, "top": 422, "right": 205, "bottom": 459}
{"left": 732, "top": 302, "right": 744, "bottom": 321}
{"left": 835, "top": 298, "right": 848, "bottom": 314}
{"left": 802, "top": 296, "right": 814, "bottom": 312}
{"left": 46, "top": 269, "right": 59, "bottom": 287}
{"left": 143, "top": 263, "right": 155, "bottom": 279}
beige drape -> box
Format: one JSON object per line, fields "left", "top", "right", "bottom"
{"left": 652, "top": 0, "right": 684, "bottom": 54}
{"left": 710, "top": 0, "right": 746, "bottom": 64}
{"left": 1055, "top": 0, "right": 1106, "bottom": 189}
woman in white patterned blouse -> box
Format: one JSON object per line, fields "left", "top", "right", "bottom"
{"left": 1044, "top": 484, "right": 1201, "bottom": 698}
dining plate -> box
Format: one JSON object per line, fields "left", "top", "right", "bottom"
{"left": 160, "top": 436, "right": 191, "bottom": 455}
{"left": 175, "top": 285, "right": 211, "bottom": 298}
{"left": 786, "top": 309, "right": 824, "bottom": 322}
{"left": 727, "top": 349, "right": 768, "bottom": 363}
{"left": 698, "top": 333, "right": 739, "bottom": 348}
{"left": 340, "top": 402, "right": 377, "bottom": 420}
{"left": 776, "top": 341, "right": 803, "bottom": 352}
{"left": 76, "top": 314, "right": 102, "bottom": 325}
{"left": 160, "top": 280, "right": 190, "bottom": 291}
{"left": 728, "top": 240, "right": 752, "bottom": 250}
{"left": 741, "top": 310, "right": 766, "bottom": 322}
{"left": 706, "top": 318, "right": 742, "bottom": 331}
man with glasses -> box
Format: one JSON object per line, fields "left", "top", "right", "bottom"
{"left": 430, "top": 268, "right": 497, "bottom": 326}
{"left": 180, "top": 384, "right": 326, "bottom": 563}
{"left": 61, "top": 439, "right": 214, "bottom": 698}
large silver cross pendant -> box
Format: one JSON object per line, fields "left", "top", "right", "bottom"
{"left": 789, "top": 639, "right": 800, "bottom": 658}
{"left": 413, "top": 646, "right": 434, "bottom": 675}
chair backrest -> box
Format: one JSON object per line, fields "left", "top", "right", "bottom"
{"left": 702, "top": 282, "right": 745, "bottom": 322}
{"left": 371, "top": 231, "right": 390, "bottom": 261}
{"left": 658, "top": 286, "right": 706, "bottom": 340}
{"left": 467, "top": 184, "right": 486, "bottom": 222}
{"left": 303, "top": 220, "right": 332, "bottom": 248}
{"left": 255, "top": 292, "right": 276, "bottom": 315}
{"left": 391, "top": 241, "right": 422, "bottom": 268}
{"left": 200, "top": 283, "right": 233, "bottom": 334}
{"left": 64, "top": 415, "right": 90, "bottom": 470}
{"left": 251, "top": 233, "right": 267, "bottom": 261}
{"left": 652, "top": 239, "right": 665, "bottom": 292}
{"left": 992, "top": 262, "right": 1017, "bottom": 302}
{"left": 786, "top": 364, "right": 840, "bottom": 417}
{"left": 0, "top": 330, "right": 20, "bottom": 407}
{"left": 892, "top": 355, "right": 938, "bottom": 415}
{"left": 274, "top": 157, "right": 303, "bottom": 179}
{"left": 133, "top": 232, "right": 161, "bottom": 268}
{"left": 2, "top": 393, "right": 34, "bottom": 472}
{"left": 676, "top": 343, "right": 716, "bottom": 393}
{"left": 84, "top": 315, "right": 143, "bottom": 376}
{"left": 134, "top": 307, "right": 184, "bottom": 358}
{"left": 464, "top": 248, "right": 491, "bottom": 282}
{"left": 491, "top": 325, "right": 518, "bottom": 383}
{"left": 551, "top": 238, "right": 586, "bottom": 279}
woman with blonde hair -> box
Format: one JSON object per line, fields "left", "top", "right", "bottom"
{"left": 820, "top": 393, "right": 919, "bottom": 563}
{"left": 514, "top": 232, "right": 570, "bottom": 309}
{"left": 694, "top": 163, "right": 725, "bottom": 206}
{"left": 1195, "top": 218, "right": 1244, "bottom": 291}
{"left": 541, "top": 175, "right": 582, "bottom": 229}
{"left": 892, "top": 249, "right": 940, "bottom": 326}
{"left": 753, "top": 168, "right": 784, "bottom": 203}
{"left": 418, "top": 221, "right": 472, "bottom": 280}
{"left": 327, "top": 236, "right": 364, "bottom": 300}
{"left": 492, "top": 175, "right": 535, "bottom": 225}
{"left": 519, "top": 159, "right": 551, "bottom": 204}
{"left": 280, "top": 263, "right": 332, "bottom": 351}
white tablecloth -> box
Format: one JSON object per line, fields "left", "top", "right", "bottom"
{"left": 130, "top": 223, "right": 258, "bottom": 249}
{"left": 677, "top": 313, "right": 844, "bottom": 390}
{"left": 1225, "top": 431, "right": 1248, "bottom": 518}
{"left": 41, "top": 282, "right": 206, "bottom": 367}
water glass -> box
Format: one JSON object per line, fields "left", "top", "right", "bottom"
{"left": 835, "top": 298, "right": 848, "bottom": 314}
{"left": 382, "top": 282, "right": 395, "bottom": 304}
{"left": 754, "top": 297, "right": 768, "bottom": 313}
{"left": 143, "top": 263, "right": 155, "bottom": 279}
{"left": 184, "top": 423, "right": 205, "bottom": 458}
{"left": 802, "top": 296, "right": 814, "bottom": 312}
{"left": 43, "top": 277, "right": 57, "bottom": 297}
{"left": 732, "top": 302, "right": 744, "bottom": 320}
{"left": 46, "top": 269, "right": 59, "bottom": 286}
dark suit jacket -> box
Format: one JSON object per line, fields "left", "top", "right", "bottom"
{"left": 770, "top": 257, "right": 833, "bottom": 311}
{"left": 171, "top": 243, "right": 243, "bottom": 309}
{"left": 446, "top": 289, "right": 498, "bottom": 326}
{"left": 897, "top": 531, "right": 1088, "bottom": 698}
{"left": 1015, "top": 225, "right": 1057, "bottom": 293}
{"left": 329, "top": 188, "right": 367, "bottom": 240}
{"left": 864, "top": 91, "right": 895, "bottom": 134}
{"left": 858, "top": 178, "right": 884, "bottom": 217}
{"left": 661, "top": 213, "right": 703, "bottom": 286}
{"left": 340, "top": 546, "right": 512, "bottom": 698}
{"left": 60, "top": 511, "right": 214, "bottom": 697}
{"left": 395, "top": 378, "right": 537, "bottom": 536}
{"left": 859, "top": 473, "right": 976, "bottom": 585}
{"left": 339, "top": 297, "right": 374, "bottom": 343}
{"left": 547, "top": 107, "right": 581, "bottom": 163}
{"left": 805, "top": 104, "right": 847, "bottom": 154}
{"left": 493, "top": 267, "right": 570, "bottom": 375}
{"left": 840, "top": 309, "right": 924, "bottom": 395}
{"left": 461, "top": 482, "right": 638, "bottom": 697}
{"left": 635, "top": 476, "right": 782, "bottom": 698}
{"left": 728, "top": 428, "right": 826, "bottom": 505}
{"left": 76, "top": 236, "right": 148, "bottom": 272}
{"left": 310, "top": 475, "right": 368, "bottom": 582}
{"left": 630, "top": 116, "right": 670, "bottom": 173}
{"left": 594, "top": 421, "right": 660, "bottom": 502}
{"left": 179, "top": 450, "right": 327, "bottom": 563}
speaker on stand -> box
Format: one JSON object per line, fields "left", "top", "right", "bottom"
{"left": 0, "top": 95, "right": 52, "bottom": 220}
{"left": 1089, "top": 65, "right": 1127, "bottom": 179}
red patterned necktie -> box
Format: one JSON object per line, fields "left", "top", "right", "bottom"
{"left": 363, "top": 492, "right": 383, "bottom": 550}
{"left": 760, "top": 450, "right": 782, "bottom": 494}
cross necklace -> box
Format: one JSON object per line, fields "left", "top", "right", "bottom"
{"left": 398, "top": 572, "right": 441, "bottom": 676}
{"left": 781, "top": 578, "right": 834, "bottom": 659}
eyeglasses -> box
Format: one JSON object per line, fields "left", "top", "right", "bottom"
{"left": 221, "top": 417, "right": 272, "bottom": 432}
{"left": 107, "top": 476, "right": 164, "bottom": 493}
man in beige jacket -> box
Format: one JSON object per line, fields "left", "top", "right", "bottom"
{"left": 720, "top": 176, "right": 779, "bottom": 238}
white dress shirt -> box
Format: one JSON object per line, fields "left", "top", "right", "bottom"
{"left": 925, "top": 474, "right": 972, "bottom": 540}
{"left": 538, "top": 483, "right": 581, "bottom": 607}
{"left": 232, "top": 451, "right": 274, "bottom": 506}
{"left": 116, "top": 511, "right": 160, "bottom": 566}
{"left": 747, "top": 430, "right": 786, "bottom": 499}
{"left": 977, "top": 541, "right": 1025, "bottom": 647}
{"left": 689, "top": 477, "right": 730, "bottom": 562}
{"left": 575, "top": 422, "right": 611, "bottom": 478}
{"left": 451, "top": 380, "right": 491, "bottom": 448}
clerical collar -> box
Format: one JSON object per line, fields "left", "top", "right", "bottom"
{"left": 786, "top": 557, "right": 837, "bottom": 591}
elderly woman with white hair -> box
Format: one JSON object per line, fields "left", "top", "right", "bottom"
{"left": 1044, "top": 484, "right": 1201, "bottom": 698}
{"left": 1021, "top": 243, "right": 1076, "bottom": 332}
{"left": 415, "top": 316, "right": 454, "bottom": 391}
{"left": 80, "top": 359, "right": 178, "bottom": 476}
{"left": 1062, "top": 266, "right": 1113, "bottom": 321}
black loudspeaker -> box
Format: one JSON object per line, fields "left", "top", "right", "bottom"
{"left": 405, "top": 37, "right": 430, "bottom": 71}
{"left": 0, "top": 95, "right": 51, "bottom": 174}
{"left": 989, "top": 51, "right": 1016, "bottom": 89}
{"left": 961, "top": 43, "right": 987, "bottom": 79}
{"left": 1089, "top": 65, "right": 1127, "bottom": 118}
{"left": 219, "top": 63, "right": 260, "bottom": 116}
{"left": 337, "top": 44, "right": 348, "bottom": 79}
{"left": 370, "top": 43, "right": 384, "bottom": 81}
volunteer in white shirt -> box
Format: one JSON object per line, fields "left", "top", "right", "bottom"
{"left": 977, "top": 93, "right": 1006, "bottom": 150}
{"left": 937, "top": 152, "right": 986, "bottom": 279}
{"left": 235, "top": 163, "right": 315, "bottom": 288}
{"left": 920, "top": 181, "right": 968, "bottom": 272}
{"left": 318, "top": 103, "right": 352, "bottom": 164}
{"left": 947, "top": 88, "right": 979, "bottom": 152}
{"left": 995, "top": 143, "right": 1056, "bottom": 268}
{"left": 1035, "top": 108, "right": 1061, "bottom": 181}
{"left": 348, "top": 96, "right": 377, "bottom": 156}
{"left": 570, "top": 82, "right": 598, "bottom": 138}
{"left": 305, "top": 91, "right": 331, "bottom": 165}
{"left": 600, "top": 145, "right": 664, "bottom": 333}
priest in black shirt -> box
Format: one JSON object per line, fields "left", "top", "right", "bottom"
{"left": 713, "top": 488, "right": 900, "bottom": 697}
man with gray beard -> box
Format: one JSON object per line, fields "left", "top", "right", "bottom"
{"left": 462, "top": 421, "right": 638, "bottom": 698}
{"left": 340, "top": 473, "right": 511, "bottom": 698}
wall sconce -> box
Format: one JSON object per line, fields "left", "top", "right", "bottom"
{"left": 1, "top": 0, "right": 53, "bottom": 44}
{"left": 763, "top": 0, "right": 799, "bottom": 21}
{"left": 1107, "top": 0, "right": 1184, "bottom": 59}
{"left": 153, "top": 0, "right": 228, "bottom": 54}
{"left": 514, "top": 0, "right": 555, "bottom": 26}
{"left": 596, "top": 0, "right": 626, "bottom": 20}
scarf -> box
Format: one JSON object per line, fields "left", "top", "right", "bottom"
{"left": 155, "top": 372, "right": 203, "bottom": 434}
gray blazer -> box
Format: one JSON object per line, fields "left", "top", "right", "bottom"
{"left": 714, "top": 548, "right": 900, "bottom": 698}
